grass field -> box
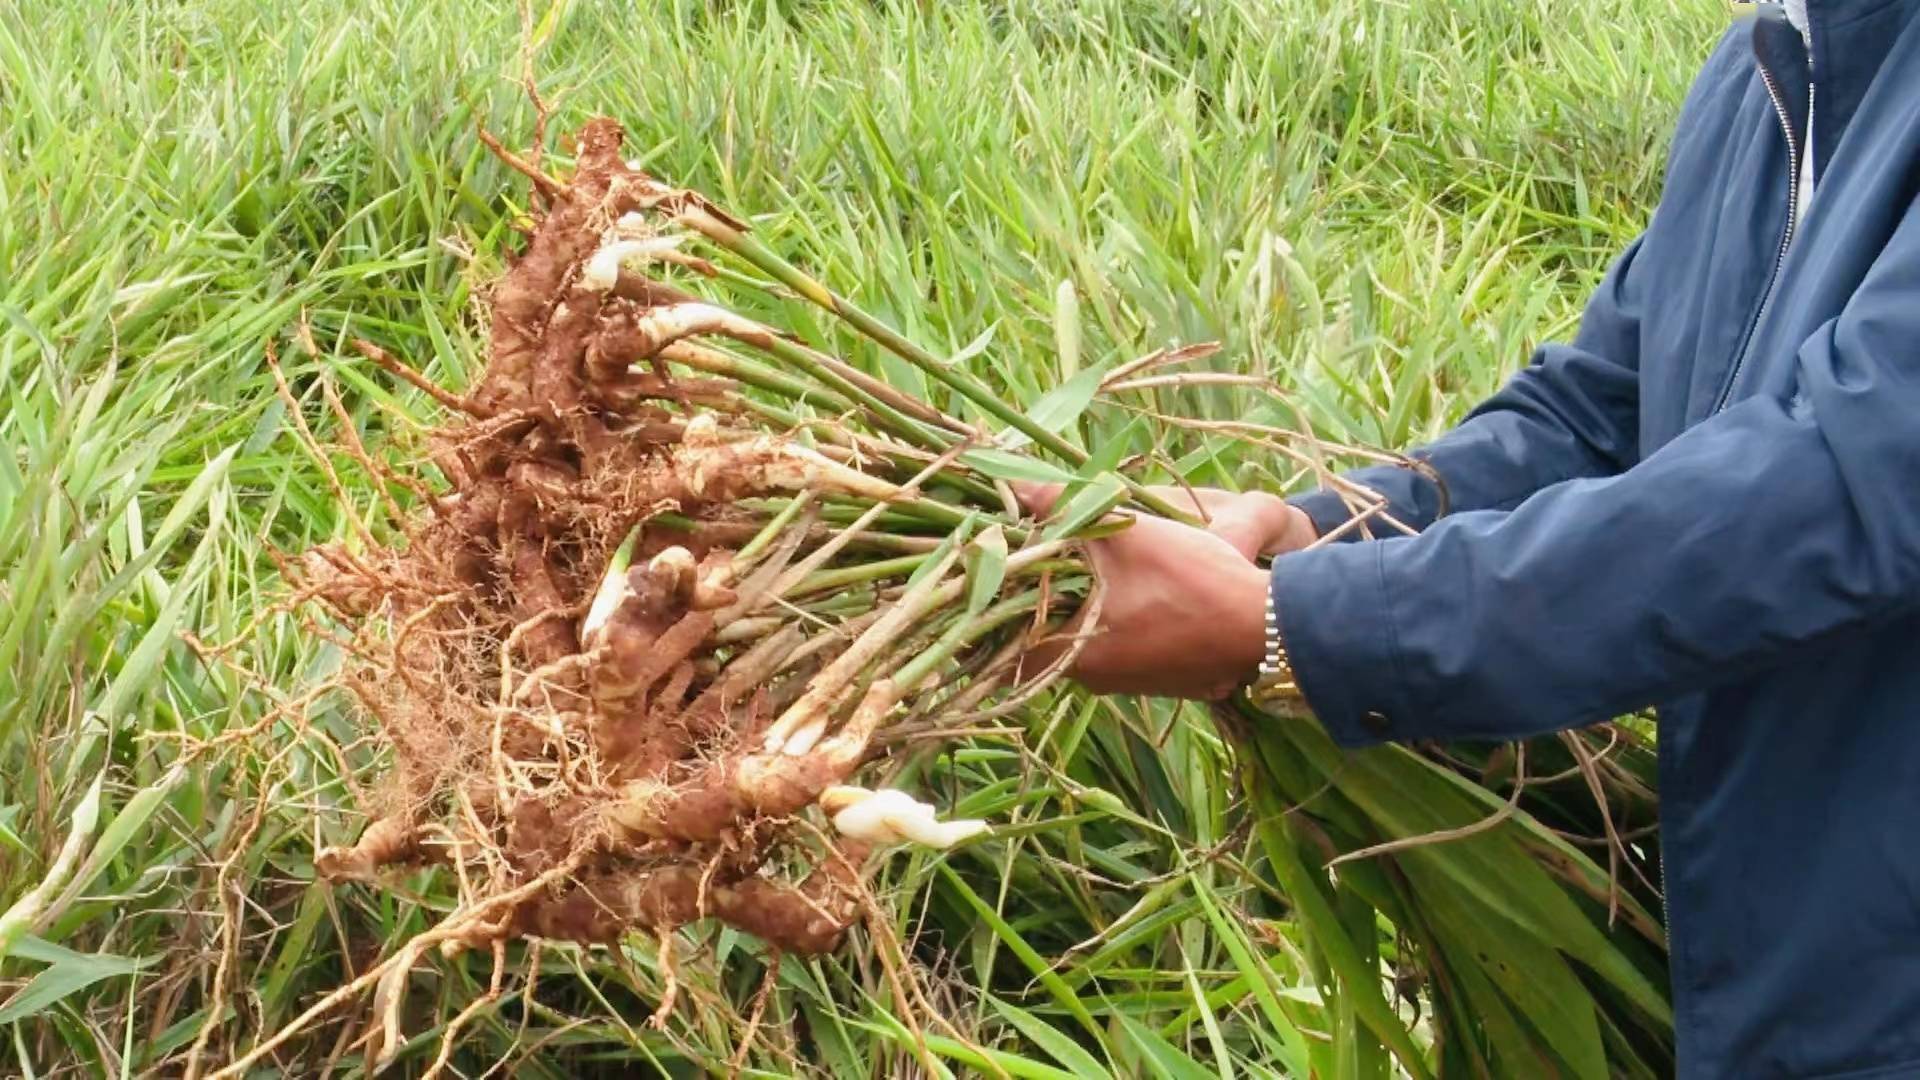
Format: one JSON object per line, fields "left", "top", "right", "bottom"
{"left": 0, "top": 0, "right": 1721, "bottom": 1075}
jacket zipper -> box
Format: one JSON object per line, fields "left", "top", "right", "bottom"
{"left": 1711, "top": 45, "right": 1806, "bottom": 413}
{"left": 1670, "top": 23, "right": 1813, "bottom": 1016}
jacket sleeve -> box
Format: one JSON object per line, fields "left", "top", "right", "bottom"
{"left": 1289, "top": 241, "right": 1646, "bottom": 537}
{"left": 1271, "top": 197, "right": 1920, "bottom": 748}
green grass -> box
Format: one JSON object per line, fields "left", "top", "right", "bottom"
{"left": 0, "top": 0, "right": 1720, "bottom": 1074}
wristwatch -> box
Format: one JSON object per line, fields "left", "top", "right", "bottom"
{"left": 1250, "top": 587, "right": 1309, "bottom": 713}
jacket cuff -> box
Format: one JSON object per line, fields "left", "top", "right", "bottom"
{"left": 1286, "top": 489, "right": 1363, "bottom": 543}
{"left": 1268, "top": 541, "right": 1411, "bottom": 749}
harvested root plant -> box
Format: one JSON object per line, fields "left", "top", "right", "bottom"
{"left": 245, "top": 116, "right": 1673, "bottom": 1078}
{"left": 258, "top": 117, "right": 1150, "bottom": 1070}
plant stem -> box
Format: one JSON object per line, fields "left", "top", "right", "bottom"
{"left": 890, "top": 591, "right": 1042, "bottom": 690}
{"left": 756, "top": 335, "right": 959, "bottom": 452}
{"left": 662, "top": 341, "right": 854, "bottom": 415}
{"left": 792, "top": 553, "right": 928, "bottom": 596}
{"left": 0, "top": 770, "right": 103, "bottom": 963}
{"left": 680, "top": 208, "right": 1196, "bottom": 522}
{"left": 736, "top": 491, "right": 816, "bottom": 567}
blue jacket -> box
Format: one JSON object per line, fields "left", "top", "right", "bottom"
{"left": 1273, "top": 4, "right": 1920, "bottom": 1077}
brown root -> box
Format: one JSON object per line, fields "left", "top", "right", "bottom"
{"left": 316, "top": 815, "right": 418, "bottom": 882}
{"left": 508, "top": 845, "right": 863, "bottom": 956}
{"left": 275, "top": 117, "right": 1058, "bottom": 1062}
{"left": 605, "top": 680, "right": 897, "bottom": 843}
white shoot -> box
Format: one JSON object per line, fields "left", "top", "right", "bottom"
{"left": 819, "top": 785, "right": 989, "bottom": 850}
{"left": 581, "top": 236, "right": 693, "bottom": 292}
{"left": 581, "top": 526, "right": 643, "bottom": 644}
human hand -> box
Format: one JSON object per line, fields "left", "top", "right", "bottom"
{"left": 1016, "top": 484, "right": 1282, "bottom": 700}
{"left": 1135, "top": 484, "right": 1319, "bottom": 560}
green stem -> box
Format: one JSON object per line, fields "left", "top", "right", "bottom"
{"left": 792, "top": 553, "right": 928, "bottom": 596}
{"left": 815, "top": 491, "right": 980, "bottom": 535}
{"left": 758, "top": 335, "right": 958, "bottom": 452}
{"left": 664, "top": 342, "right": 854, "bottom": 415}
{"left": 891, "top": 591, "right": 1043, "bottom": 689}
{"left": 682, "top": 209, "right": 1195, "bottom": 522}
{"left": 735, "top": 395, "right": 804, "bottom": 433}
{"left": 690, "top": 216, "right": 1070, "bottom": 452}
{"left": 735, "top": 491, "right": 816, "bottom": 567}
{"left": 817, "top": 492, "right": 1042, "bottom": 547}
{"left": 799, "top": 587, "right": 880, "bottom": 619}
{"left": 1010, "top": 559, "right": 1089, "bottom": 581}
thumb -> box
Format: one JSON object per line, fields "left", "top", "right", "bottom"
{"left": 1214, "top": 494, "right": 1314, "bottom": 560}
{"left": 1250, "top": 499, "right": 1317, "bottom": 558}
{"left": 1209, "top": 519, "right": 1267, "bottom": 563}
{"left": 1011, "top": 481, "right": 1065, "bottom": 517}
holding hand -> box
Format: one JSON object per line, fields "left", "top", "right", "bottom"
{"left": 1134, "top": 485, "right": 1319, "bottom": 561}
{"left": 1016, "top": 484, "right": 1316, "bottom": 700}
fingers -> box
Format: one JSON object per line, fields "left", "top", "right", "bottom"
{"left": 1250, "top": 499, "right": 1317, "bottom": 558}
{"left": 1013, "top": 617, "right": 1079, "bottom": 685}
{"left": 1210, "top": 519, "right": 1267, "bottom": 563}
{"left": 1209, "top": 494, "right": 1313, "bottom": 561}
{"left": 1010, "top": 481, "right": 1063, "bottom": 517}
{"left": 1013, "top": 534, "right": 1114, "bottom": 686}
{"left": 1141, "top": 484, "right": 1207, "bottom": 519}
{"left": 1134, "top": 487, "right": 1309, "bottom": 561}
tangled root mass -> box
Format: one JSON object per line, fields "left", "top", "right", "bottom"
{"left": 297, "top": 118, "right": 1003, "bottom": 959}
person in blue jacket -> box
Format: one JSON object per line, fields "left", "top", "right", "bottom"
{"left": 1023, "top": 3, "right": 1920, "bottom": 1076}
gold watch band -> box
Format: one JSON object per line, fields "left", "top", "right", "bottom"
{"left": 1251, "top": 587, "right": 1310, "bottom": 713}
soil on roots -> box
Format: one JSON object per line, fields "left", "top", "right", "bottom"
{"left": 296, "top": 118, "right": 890, "bottom": 961}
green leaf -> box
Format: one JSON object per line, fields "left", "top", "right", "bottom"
{"left": 1177, "top": 948, "right": 1237, "bottom": 1078}
{"left": 8, "top": 936, "right": 134, "bottom": 969}
{"left": 1333, "top": 884, "right": 1390, "bottom": 1080}
{"left": 0, "top": 770, "right": 105, "bottom": 964}
{"left": 799, "top": 1002, "right": 867, "bottom": 1079}
{"left": 1279, "top": 724, "right": 1670, "bottom": 1025}
{"left": 1041, "top": 473, "right": 1126, "bottom": 542}
{"left": 1052, "top": 279, "right": 1081, "bottom": 379}
{"left": 1076, "top": 416, "right": 1140, "bottom": 482}
{"left": 852, "top": 1013, "right": 1075, "bottom": 1080}
{"left": 1407, "top": 861, "right": 1607, "bottom": 1080}
{"left": 1243, "top": 777, "right": 1433, "bottom": 1080}
{"left": 0, "top": 304, "right": 55, "bottom": 365}
{"left": 1006, "top": 363, "right": 1106, "bottom": 449}
{"left": 906, "top": 514, "right": 973, "bottom": 589}
{"left": 945, "top": 322, "right": 999, "bottom": 369}
{"left": 1187, "top": 878, "right": 1311, "bottom": 1077}
{"left": 936, "top": 864, "right": 1100, "bottom": 1039}
{"left": 986, "top": 996, "right": 1114, "bottom": 1080}
{"left": 964, "top": 525, "right": 1008, "bottom": 617}
{"left": 960, "top": 448, "right": 1074, "bottom": 485}
{"left": 1434, "top": 923, "right": 1558, "bottom": 1078}
{"left": 1113, "top": 1011, "right": 1217, "bottom": 1080}
{"left": 0, "top": 949, "right": 147, "bottom": 1025}
{"left": 260, "top": 885, "right": 329, "bottom": 1024}
{"left": 60, "top": 764, "right": 185, "bottom": 903}
{"left": 0, "top": 806, "right": 23, "bottom": 857}
{"left": 94, "top": 455, "right": 232, "bottom": 725}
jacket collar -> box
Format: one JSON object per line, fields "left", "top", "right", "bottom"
{"left": 1752, "top": 0, "right": 1916, "bottom": 180}
{"left": 1785, "top": 0, "right": 1810, "bottom": 37}
{"left": 1791, "top": 0, "right": 1917, "bottom": 20}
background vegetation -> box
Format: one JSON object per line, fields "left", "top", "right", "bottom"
{"left": 0, "top": 0, "right": 1720, "bottom": 1074}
